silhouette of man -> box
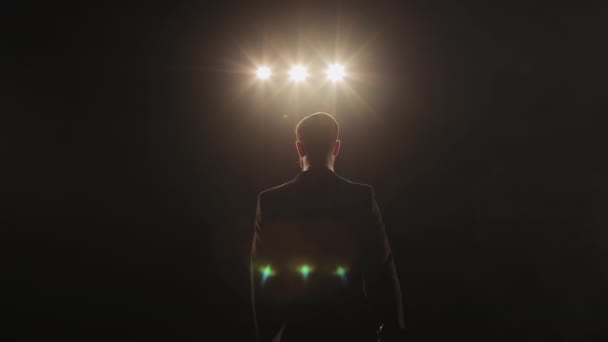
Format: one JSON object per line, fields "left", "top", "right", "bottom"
{"left": 251, "top": 112, "right": 404, "bottom": 342}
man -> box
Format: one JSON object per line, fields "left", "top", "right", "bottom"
{"left": 251, "top": 112, "right": 404, "bottom": 342}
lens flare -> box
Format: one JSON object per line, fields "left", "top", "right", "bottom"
{"left": 297, "top": 264, "right": 314, "bottom": 280}
{"left": 256, "top": 66, "right": 271, "bottom": 80}
{"left": 259, "top": 264, "right": 276, "bottom": 284}
{"left": 289, "top": 65, "right": 309, "bottom": 82}
{"left": 325, "top": 63, "right": 346, "bottom": 81}
{"left": 333, "top": 265, "right": 348, "bottom": 282}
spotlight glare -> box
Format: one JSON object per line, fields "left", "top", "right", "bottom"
{"left": 289, "top": 65, "right": 309, "bottom": 82}
{"left": 259, "top": 264, "right": 276, "bottom": 284}
{"left": 333, "top": 265, "right": 348, "bottom": 281}
{"left": 297, "top": 264, "right": 314, "bottom": 280}
{"left": 325, "top": 63, "right": 346, "bottom": 82}
{"left": 256, "top": 66, "right": 271, "bottom": 80}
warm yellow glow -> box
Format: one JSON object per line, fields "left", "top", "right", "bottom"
{"left": 325, "top": 63, "right": 346, "bottom": 81}
{"left": 256, "top": 66, "right": 271, "bottom": 80}
{"left": 289, "top": 65, "right": 309, "bottom": 82}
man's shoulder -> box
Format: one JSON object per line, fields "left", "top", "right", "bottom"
{"left": 257, "top": 178, "right": 298, "bottom": 200}
{"left": 257, "top": 174, "right": 373, "bottom": 202}
{"left": 335, "top": 175, "right": 374, "bottom": 193}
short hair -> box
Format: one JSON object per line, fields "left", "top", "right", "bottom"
{"left": 295, "top": 112, "right": 339, "bottom": 165}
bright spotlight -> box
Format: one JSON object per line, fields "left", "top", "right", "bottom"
{"left": 289, "top": 65, "right": 309, "bottom": 82}
{"left": 325, "top": 63, "right": 346, "bottom": 81}
{"left": 256, "top": 66, "right": 271, "bottom": 80}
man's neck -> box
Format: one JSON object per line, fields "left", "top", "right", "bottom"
{"left": 301, "top": 164, "right": 334, "bottom": 172}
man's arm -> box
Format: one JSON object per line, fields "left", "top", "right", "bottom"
{"left": 362, "top": 186, "right": 405, "bottom": 340}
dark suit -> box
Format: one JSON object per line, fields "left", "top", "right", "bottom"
{"left": 251, "top": 167, "right": 404, "bottom": 342}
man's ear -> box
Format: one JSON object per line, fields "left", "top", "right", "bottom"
{"left": 333, "top": 140, "right": 341, "bottom": 157}
{"left": 296, "top": 141, "right": 306, "bottom": 157}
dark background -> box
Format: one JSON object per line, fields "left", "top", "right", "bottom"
{"left": 2, "top": 1, "right": 606, "bottom": 340}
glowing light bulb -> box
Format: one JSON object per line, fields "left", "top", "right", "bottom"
{"left": 325, "top": 63, "right": 346, "bottom": 81}
{"left": 289, "top": 65, "right": 309, "bottom": 82}
{"left": 256, "top": 66, "right": 271, "bottom": 80}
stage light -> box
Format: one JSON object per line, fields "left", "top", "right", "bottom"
{"left": 325, "top": 63, "right": 346, "bottom": 81}
{"left": 256, "top": 66, "right": 271, "bottom": 80}
{"left": 259, "top": 264, "right": 276, "bottom": 284}
{"left": 289, "top": 65, "right": 309, "bottom": 82}
{"left": 297, "top": 264, "right": 314, "bottom": 280}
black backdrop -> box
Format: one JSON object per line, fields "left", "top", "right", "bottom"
{"left": 2, "top": 1, "right": 606, "bottom": 340}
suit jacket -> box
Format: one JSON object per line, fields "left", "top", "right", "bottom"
{"left": 251, "top": 167, "right": 404, "bottom": 342}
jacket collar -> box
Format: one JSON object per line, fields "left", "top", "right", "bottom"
{"left": 294, "top": 167, "right": 338, "bottom": 182}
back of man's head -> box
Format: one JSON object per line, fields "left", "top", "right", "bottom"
{"left": 295, "top": 112, "right": 340, "bottom": 166}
